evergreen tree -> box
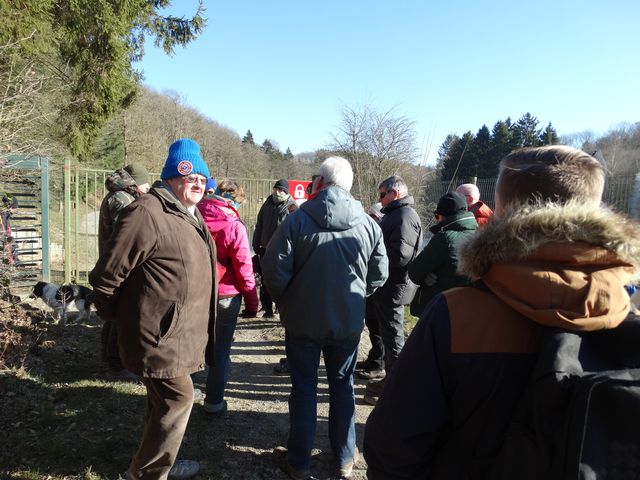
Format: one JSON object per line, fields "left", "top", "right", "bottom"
{"left": 1, "top": 0, "right": 206, "bottom": 159}
{"left": 468, "top": 125, "right": 491, "bottom": 178}
{"left": 284, "top": 147, "right": 294, "bottom": 161}
{"left": 487, "top": 120, "right": 513, "bottom": 177}
{"left": 436, "top": 134, "right": 459, "bottom": 179}
{"left": 262, "top": 139, "right": 275, "bottom": 154}
{"left": 539, "top": 122, "right": 560, "bottom": 145}
{"left": 512, "top": 112, "right": 542, "bottom": 148}
{"left": 440, "top": 132, "right": 474, "bottom": 181}
{"left": 242, "top": 130, "right": 255, "bottom": 145}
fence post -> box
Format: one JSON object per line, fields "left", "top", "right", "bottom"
{"left": 40, "top": 157, "right": 50, "bottom": 282}
{"left": 64, "top": 158, "right": 71, "bottom": 283}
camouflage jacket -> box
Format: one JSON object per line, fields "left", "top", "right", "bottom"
{"left": 98, "top": 169, "right": 140, "bottom": 255}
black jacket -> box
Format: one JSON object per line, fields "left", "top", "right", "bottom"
{"left": 372, "top": 195, "right": 422, "bottom": 305}
{"left": 252, "top": 194, "right": 298, "bottom": 254}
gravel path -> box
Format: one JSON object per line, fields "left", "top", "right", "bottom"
{"left": 190, "top": 314, "right": 375, "bottom": 480}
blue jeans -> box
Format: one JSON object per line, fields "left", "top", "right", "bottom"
{"left": 285, "top": 334, "right": 360, "bottom": 470}
{"left": 205, "top": 295, "right": 242, "bottom": 407}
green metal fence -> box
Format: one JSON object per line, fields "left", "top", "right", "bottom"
{"left": 57, "top": 164, "right": 639, "bottom": 286}
{"left": 60, "top": 162, "right": 277, "bottom": 284}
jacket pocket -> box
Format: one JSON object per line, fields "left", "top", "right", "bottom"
{"left": 156, "top": 302, "right": 179, "bottom": 346}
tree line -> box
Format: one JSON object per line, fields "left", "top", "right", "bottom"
{"left": 436, "top": 113, "right": 560, "bottom": 181}
{"left": 2, "top": 1, "right": 638, "bottom": 215}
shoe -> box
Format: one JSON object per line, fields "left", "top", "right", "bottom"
{"left": 168, "top": 459, "right": 200, "bottom": 480}
{"left": 356, "top": 368, "right": 386, "bottom": 380}
{"left": 193, "top": 388, "right": 204, "bottom": 403}
{"left": 364, "top": 378, "right": 385, "bottom": 406}
{"left": 262, "top": 311, "right": 275, "bottom": 319}
{"left": 203, "top": 399, "right": 227, "bottom": 417}
{"left": 272, "top": 447, "right": 310, "bottom": 480}
{"left": 363, "top": 391, "right": 379, "bottom": 406}
{"left": 365, "top": 378, "right": 385, "bottom": 394}
{"left": 355, "top": 359, "right": 377, "bottom": 371}
{"left": 273, "top": 359, "right": 290, "bottom": 375}
{"left": 338, "top": 447, "right": 360, "bottom": 478}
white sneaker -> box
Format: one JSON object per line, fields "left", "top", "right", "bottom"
{"left": 168, "top": 459, "right": 200, "bottom": 480}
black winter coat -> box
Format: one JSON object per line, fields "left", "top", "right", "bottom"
{"left": 372, "top": 196, "right": 422, "bottom": 306}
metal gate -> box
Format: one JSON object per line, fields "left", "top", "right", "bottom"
{"left": 1, "top": 154, "right": 50, "bottom": 290}
{"left": 61, "top": 162, "right": 276, "bottom": 284}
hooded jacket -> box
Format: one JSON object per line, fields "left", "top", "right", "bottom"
{"left": 469, "top": 200, "right": 493, "bottom": 226}
{"left": 197, "top": 196, "right": 259, "bottom": 313}
{"left": 373, "top": 195, "right": 422, "bottom": 305}
{"left": 408, "top": 210, "right": 477, "bottom": 316}
{"left": 261, "top": 185, "right": 389, "bottom": 341}
{"left": 364, "top": 201, "right": 640, "bottom": 479}
{"left": 252, "top": 193, "right": 298, "bottom": 254}
{"left": 90, "top": 182, "right": 217, "bottom": 379}
{"left": 98, "top": 169, "right": 139, "bottom": 255}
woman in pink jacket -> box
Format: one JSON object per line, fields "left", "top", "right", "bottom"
{"left": 197, "top": 179, "right": 259, "bottom": 415}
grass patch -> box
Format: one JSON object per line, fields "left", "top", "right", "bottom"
{"left": 404, "top": 306, "right": 419, "bottom": 336}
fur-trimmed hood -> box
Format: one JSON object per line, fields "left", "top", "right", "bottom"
{"left": 458, "top": 202, "right": 640, "bottom": 331}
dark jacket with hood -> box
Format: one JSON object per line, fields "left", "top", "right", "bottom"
{"left": 252, "top": 193, "right": 298, "bottom": 254}
{"left": 363, "top": 201, "right": 640, "bottom": 479}
{"left": 408, "top": 210, "right": 477, "bottom": 316}
{"left": 261, "top": 185, "right": 389, "bottom": 341}
{"left": 90, "top": 181, "right": 217, "bottom": 379}
{"left": 98, "top": 169, "right": 140, "bottom": 255}
{"left": 372, "top": 195, "right": 422, "bottom": 305}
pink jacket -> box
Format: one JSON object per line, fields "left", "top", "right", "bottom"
{"left": 197, "top": 197, "right": 259, "bottom": 313}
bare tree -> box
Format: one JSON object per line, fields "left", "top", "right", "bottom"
{"left": 0, "top": 36, "right": 63, "bottom": 161}
{"left": 329, "top": 103, "right": 418, "bottom": 209}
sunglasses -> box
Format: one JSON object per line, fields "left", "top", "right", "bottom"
{"left": 379, "top": 191, "right": 388, "bottom": 199}
{"left": 182, "top": 175, "right": 207, "bottom": 186}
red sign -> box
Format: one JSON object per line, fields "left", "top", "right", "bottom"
{"left": 288, "top": 180, "right": 312, "bottom": 203}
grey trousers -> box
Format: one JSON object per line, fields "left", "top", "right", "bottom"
{"left": 371, "top": 297, "right": 405, "bottom": 373}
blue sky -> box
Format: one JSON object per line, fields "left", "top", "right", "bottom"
{"left": 136, "top": 0, "right": 640, "bottom": 165}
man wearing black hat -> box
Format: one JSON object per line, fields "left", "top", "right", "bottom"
{"left": 407, "top": 191, "right": 477, "bottom": 317}
{"left": 252, "top": 179, "right": 298, "bottom": 318}
{"left": 97, "top": 163, "right": 151, "bottom": 379}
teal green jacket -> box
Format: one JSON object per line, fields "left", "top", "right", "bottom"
{"left": 261, "top": 186, "right": 389, "bottom": 341}
{"left": 408, "top": 211, "right": 477, "bottom": 316}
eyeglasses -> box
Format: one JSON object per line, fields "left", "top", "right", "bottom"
{"left": 182, "top": 175, "right": 207, "bottom": 186}
{"left": 379, "top": 191, "right": 388, "bottom": 199}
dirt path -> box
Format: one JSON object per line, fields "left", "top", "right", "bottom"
{"left": 1, "top": 297, "right": 376, "bottom": 479}
{"left": 190, "top": 314, "right": 374, "bottom": 480}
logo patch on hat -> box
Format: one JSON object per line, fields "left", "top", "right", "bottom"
{"left": 177, "top": 160, "right": 193, "bottom": 175}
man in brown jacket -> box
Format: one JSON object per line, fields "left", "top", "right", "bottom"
{"left": 90, "top": 138, "right": 217, "bottom": 480}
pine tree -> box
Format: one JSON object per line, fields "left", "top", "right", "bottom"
{"left": 440, "top": 132, "right": 474, "bottom": 181}
{"left": 468, "top": 125, "right": 491, "bottom": 178}
{"left": 539, "top": 122, "right": 560, "bottom": 145}
{"left": 512, "top": 113, "right": 542, "bottom": 148}
{"left": 487, "top": 120, "right": 513, "bottom": 177}
{"left": 241, "top": 130, "right": 255, "bottom": 145}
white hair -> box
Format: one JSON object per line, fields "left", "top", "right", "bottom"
{"left": 456, "top": 183, "right": 480, "bottom": 205}
{"left": 318, "top": 156, "right": 354, "bottom": 192}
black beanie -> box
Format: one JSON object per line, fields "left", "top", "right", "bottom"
{"left": 434, "top": 192, "right": 468, "bottom": 217}
{"left": 274, "top": 179, "right": 289, "bottom": 194}
{"left": 124, "top": 163, "right": 150, "bottom": 186}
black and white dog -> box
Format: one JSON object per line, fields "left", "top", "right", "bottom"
{"left": 30, "top": 281, "right": 94, "bottom": 324}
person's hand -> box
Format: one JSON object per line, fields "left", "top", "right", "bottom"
{"left": 424, "top": 272, "right": 438, "bottom": 287}
{"left": 241, "top": 310, "right": 257, "bottom": 318}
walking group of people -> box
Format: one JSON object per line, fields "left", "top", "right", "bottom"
{"left": 89, "top": 138, "right": 640, "bottom": 480}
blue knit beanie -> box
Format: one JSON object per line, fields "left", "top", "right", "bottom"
{"left": 161, "top": 138, "right": 210, "bottom": 180}
{"left": 205, "top": 177, "right": 218, "bottom": 192}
